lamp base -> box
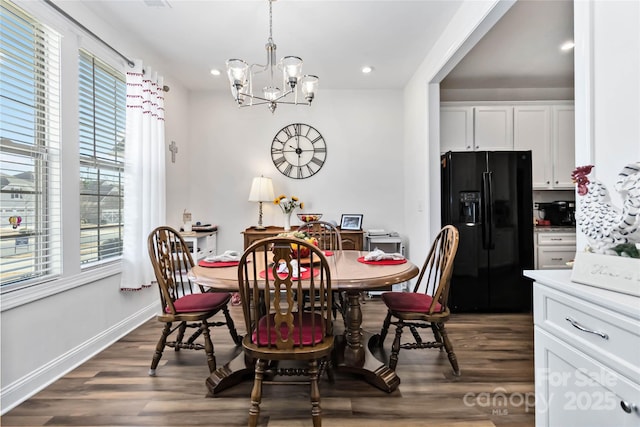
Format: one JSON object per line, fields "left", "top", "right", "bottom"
{"left": 254, "top": 225, "right": 266, "bottom": 230}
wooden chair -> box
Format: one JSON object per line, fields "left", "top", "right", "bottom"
{"left": 238, "top": 236, "right": 334, "bottom": 427}
{"left": 297, "top": 220, "right": 344, "bottom": 318}
{"left": 376, "top": 225, "right": 460, "bottom": 375}
{"left": 296, "top": 220, "right": 343, "bottom": 252}
{"left": 147, "top": 226, "right": 241, "bottom": 376}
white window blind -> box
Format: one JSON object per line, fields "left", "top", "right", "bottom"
{"left": 0, "top": 0, "right": 62, "bottom": 288}
{"left": 78, "top": 50, "right": 125, "bottom": 265}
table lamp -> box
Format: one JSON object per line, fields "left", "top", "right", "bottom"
{"left": 248, "top": 176, "right": 274, "bottom": 230}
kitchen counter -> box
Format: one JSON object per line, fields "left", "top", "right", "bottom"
{"left": 534, "top": 225, "right": 576, "bottom": 232}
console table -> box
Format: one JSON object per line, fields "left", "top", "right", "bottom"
{"left": 242, "top": 226, "right": 364, "bottom": 250}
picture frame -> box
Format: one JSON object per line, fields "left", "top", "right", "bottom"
{"left": 340, "top": 214, "right": 363, "bottom": 230}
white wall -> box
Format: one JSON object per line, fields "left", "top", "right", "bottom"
{"left": 574, "top": 0, "right": 640, "bottom": 251}
{"left": 403, "top": 0, "right": 512, "bottom": 273}
{"left": 0, "top": 0, "right": 190, "bottom": 413}
{"left": 184, "top": 89, "right": 405, "bottom": 253}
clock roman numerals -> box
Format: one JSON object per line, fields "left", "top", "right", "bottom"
{"left": 271, "top": 123, "right": 327, "bottom": 179}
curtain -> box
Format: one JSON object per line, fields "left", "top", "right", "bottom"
{"left": 120, "top": 61, "right": 166, "bottom": 290}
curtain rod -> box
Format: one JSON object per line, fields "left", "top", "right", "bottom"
{"left": 42, "top": 0, "right": 170, "bottom": 92}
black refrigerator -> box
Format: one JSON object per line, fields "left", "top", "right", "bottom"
{"left": 441, "top": 151, "right": 534, "bottom": 312}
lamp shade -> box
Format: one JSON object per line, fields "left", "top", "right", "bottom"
{"left": 248, "top": 176, "right": 275, "bottom": 202}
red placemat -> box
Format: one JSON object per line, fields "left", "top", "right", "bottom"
{"left": 198, "top": 260, "right": 240, "bottom": 268}
{"left": 357, "top": 256, "right": 407, "bottom": 265}
{"left": 259, "top": 268, "right": 319, "bottom": 280}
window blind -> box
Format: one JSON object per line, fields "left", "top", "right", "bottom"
{"left": 0, "top": 0, "right": 62, "bottom": 288}
{"left": 78, "top": 50, "right": 125, "bottom": 265}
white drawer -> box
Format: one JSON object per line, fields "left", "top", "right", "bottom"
{"left": 534, "top": 283, "right": 640, "bottom": 384}
{"left": 537, "top": 246, "right": 575, "bottom": 269}
{"left": 538, "top": 233, "right": 576, "bottom": 245}
{"left": 535, "top": 328, "right": 640, "bottom": 427}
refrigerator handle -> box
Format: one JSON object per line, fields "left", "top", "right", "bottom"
{"left": 481, "top": 171, "right": 495, "bottom": 250}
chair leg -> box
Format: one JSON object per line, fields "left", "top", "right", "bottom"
{"left": 309, "top": 359, "right": 322, "bottom": 427}
{"left": 200, "top": 320, "right": 217, "bottom": 373}
{"left": 222, "top": 305, "right": 242, "bottom": 346}
{"left": 249, "top": 359, "right": 267, "bottom": 427}
{"left": 389, "top": 321, "right": 404, "bottom": 371}
{"left": 378, "top": 311, "right": 393, "bottom": 347}
{"left": 437, "top": 322, "right": 460, "bottom": 376}
{"left": 431, "top": 322, "right": 443, "bottom": 350}
{"left": 175, "top": 321, "right": 187, "bottom": 351}
{"left": 149, "top": 322, "right": 171, "bottom": 376}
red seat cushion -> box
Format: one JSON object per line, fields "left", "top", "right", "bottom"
{"left": 381, "top": 292, "right": 443, "bottom": 313}
{"left": 252, "top": 313, "right": 326, "bottom": 346}
{"left": 167, "top": 292, "right": 230, "bottom": 313}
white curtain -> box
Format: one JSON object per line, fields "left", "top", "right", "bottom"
{"left": 120, "top": 60, "right": 166, "bottom": 291}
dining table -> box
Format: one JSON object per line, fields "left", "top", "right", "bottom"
{"left": 188, "top": 249, "right": 419, "bottom": 395}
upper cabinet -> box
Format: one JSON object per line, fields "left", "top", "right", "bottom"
{"left": 440, "top": 105, "right": 513, "bottom": 152}
{"left": 441, "top": 101, "right": 575, "bottom": 190}
{"left": 473, "top": 106, "right": 514, "bottom": 151}
{"left": 440, "top": 106, "right": 474, "bottom": 152}
{"left": 513, "top": 104, "right": 575, "bottom": 189}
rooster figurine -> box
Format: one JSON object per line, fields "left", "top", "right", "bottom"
{"left": 573, "top": 163, "right": 640, "bottom": 255}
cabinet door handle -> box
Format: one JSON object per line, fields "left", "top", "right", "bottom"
{"left": 565, "top": 317, "right": 609, "bottom": 340}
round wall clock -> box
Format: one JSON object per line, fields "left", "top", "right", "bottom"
{"left": 271, "top": 123, "right": 327, "bottom": 179}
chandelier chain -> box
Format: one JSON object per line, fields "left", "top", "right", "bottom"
{"left": 268, "top": 0, "right": 273, "bottom": 42}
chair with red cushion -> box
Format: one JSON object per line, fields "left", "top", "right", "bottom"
{"left": 376, "top": 225, "right": 460, "bottom": 375}
{"left": 238, "top": 236, "right": 334, "bottom": 427}
{"left": 147, "top": 226, "right": 241, "bottom": 376}
{"left": 296, "top": 220, "right": 344, "bottom": 319}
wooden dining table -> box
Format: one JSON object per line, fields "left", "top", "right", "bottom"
{"left": 188, "top": 249, "right": 419, "bottom": 394}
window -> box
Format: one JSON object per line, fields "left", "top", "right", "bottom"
{"left": 0, "top": 0, "right": 62, "bottom": 288}
{"left": 78, "top": 50, "right": 126, "bottom": 265}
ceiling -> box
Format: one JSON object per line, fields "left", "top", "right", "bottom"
{"left": 74, "top": 0, "right": 574, "bottom": 93}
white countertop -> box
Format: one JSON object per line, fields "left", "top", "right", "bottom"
{"left": 524, "top": 269, "right": 640, "bottom": 320}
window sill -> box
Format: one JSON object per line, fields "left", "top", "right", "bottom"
{"left": 0, "top": 261, "right": 122, "bottom": 312}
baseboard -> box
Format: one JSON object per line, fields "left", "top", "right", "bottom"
{"left": 0, "top": 302, "right": 157, "bottom": 415}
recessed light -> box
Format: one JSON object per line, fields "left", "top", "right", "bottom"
{"left": 361, "top": 66, "right": 373, "bottom": 74}
{"left": 210, "top": 68, "right": 221, "bottom": 76}
{"left": 560, "top": 41, "right": 574, "bottom": 51}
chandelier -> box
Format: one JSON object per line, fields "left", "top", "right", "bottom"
{"left": 225, "top": 0, "right": 319, "bottom": 114}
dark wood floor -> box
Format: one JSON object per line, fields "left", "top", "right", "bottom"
{"left": 2, "top": 298, "right": 535, "bottom": 427}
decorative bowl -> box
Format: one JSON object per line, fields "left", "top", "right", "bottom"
{"left": 297, "top": 213, "right": 322, "bottom": 223}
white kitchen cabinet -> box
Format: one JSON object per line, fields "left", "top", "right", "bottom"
{"left": 513, "top": 104, "right": 575, "bottom": 189}
{"left": 180, "top": 231, "right": 217, "bottom": 261}
{"left": 535, "top": 231, "right": 576, "bottom": 269}
{"left": 473, "top": 106, "right": 513, "bottom": 151}
{"left": 440, "top": 106, "right": 474, "bottom": 152}
{"left": 514, "top": 106, "right": 552, "bottom": 188}
{"left": 440, "top": 105, "right": 513, "bottom": 152}
{"left": 525, "top": 271, "right": 640, "bottom": 427}
{"left": 552, "top": 105, "right": 575, "bottom": 188}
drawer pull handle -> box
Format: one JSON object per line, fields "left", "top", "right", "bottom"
{"left": 620, "top": 400, "right": 636, "bottom": 414}
{"left": 565, "top": 317, "right": 609, "bottom": 340}
{"left": 551, "top": 258, "right": 563, "bottom": 261}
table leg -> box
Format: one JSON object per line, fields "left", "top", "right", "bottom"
{"left": 334, "top": 290, "right": 400, "bottom": 393}
{"left": 205, "top": 348, "right": 253, "bottom": 396}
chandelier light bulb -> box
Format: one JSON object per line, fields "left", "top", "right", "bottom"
{"left": 226, "top": 59, "right": 249, "bottom": 90}
{"left": 300, "top": 75, "right": 319, "bottom": 103}
{"left": 263, "top": 86, "right": 281, "bottom": 101}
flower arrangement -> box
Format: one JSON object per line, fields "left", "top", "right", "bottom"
{"left": 274, "top": 195, "right": 304, "bottom": 214}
